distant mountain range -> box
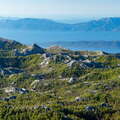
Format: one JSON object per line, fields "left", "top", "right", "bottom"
{"left": 0, "top": 17, "right": 120, "bottom": 31}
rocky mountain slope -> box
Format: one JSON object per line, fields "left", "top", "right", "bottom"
{"left": 0, "top": 38, "right": 120, "bottom": 120}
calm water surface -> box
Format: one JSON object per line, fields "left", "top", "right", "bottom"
{"left": 0, "top": 29, "right": 120, "bottom": 53}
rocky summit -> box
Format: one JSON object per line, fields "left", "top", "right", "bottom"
{"left": 0, "top": 38, "right": 120, "bottom": 120}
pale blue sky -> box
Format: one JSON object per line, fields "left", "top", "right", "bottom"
{"left": 0, "top": 0, "right": 120, "bottom": 19}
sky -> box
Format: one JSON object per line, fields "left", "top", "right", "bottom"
{"left": 0, "top": 0, "right": 120, "bottom": 19}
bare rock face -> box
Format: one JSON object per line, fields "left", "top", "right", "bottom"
{"left": 31, "top": 44, "right": 45, "bottom": 54}
{"left": 22, "top": 44, "right": 45, "bottom": 55}
{"left": 15, "top": 44, "right": 45, "bottom": 56}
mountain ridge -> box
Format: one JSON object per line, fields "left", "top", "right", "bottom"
{"left": 0, "top": 17, "right": 120, "bottom": 31}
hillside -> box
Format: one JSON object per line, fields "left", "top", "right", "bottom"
{"left": 0, "top": 37, "right": 24, "bottom": 50}
{"left": 0, "top": 38, "right": 120, "bottom": 119}
{"left": 0, "top": 18, "right": 71, "bottom": 31}
{"left": 74, "top": 17, "right": 120, "bottom": 31}
{"left": 1, "top": 17, "right": 120, "bottom": 31}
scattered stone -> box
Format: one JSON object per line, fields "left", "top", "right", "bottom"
{"left": 67, "top": 60, "right": 76, "bottom": 67}
{"left": 79, "top": 63, "right": 88, "bottom": 68}
{"left": 13, "top": 49, "right": 19, "bottom": 56}
{"left": 31, "top": 74, "right": 45, "bottom": 80}
{"left": 100, "top": 103, "right": 110, "bottom": 108}
{"left": 33, "top": 105, "right": 39, "bottom": 109}
{"left": 42, "top": 53, "right": 52, "bottom": 59}
{"left": 4, "top": 87, "right": 16, "bottom": 93}
{"left": 85, "top": 106, "right": 96, "bottom": 111}
{"left": 40, "top": 58, "right": 50, "bottom": 67}
{"left": 64, "top": 55, "right": 71, "bottom": 64}
{"left": 31, "top": 80, "right": 43, "bottom": 90}
{"left": 4, "top": 87, "right": 29, "bottom": 94}
{"left": 57, "top": 101, "right": 64, "bottom": 106}
{"left": 0, "top": 68, "right": 23, "bottom": 76}
{"left": 83, "top": 59, "right": 91, "bottom": 63}
{"left": 68, "top": 77, "right": 77, "bottom": 84}
{"left": 117, "top": 64, "right": 120, "bottom": 67}
{"left": 83, "top": 55, "right": 88, "bottom": 58}
{"left": 9, "top": 96, "right": 17, "bottom": 100}
{"left": 75, "top": 97, "right": 83, "bottom": 102}
{"left": 1, "top": 96, "right": 17, "bottom": 101}
{"left": 15, "top": 88, "right": 29, "bottom": 94}
{"left": 89, "top": 90, "right": 97, "bottom": 94}
{"left": 104, "top": 85, "right": 112, "bottom": 90}
{"left": 41, "top": 105, "right": 51, "bottom": 111}
{"left": 83, "top": 82, "right": 90, "bottom": 86}
{"left": 2, "top": 97, "right": 10, "bottom": 101}
{"left": 31, "top": 80, "right": 41, "bottom": 86}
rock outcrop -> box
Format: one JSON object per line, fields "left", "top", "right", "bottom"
{"left": 14, "top": 44, "right": 45, "bottom": 56}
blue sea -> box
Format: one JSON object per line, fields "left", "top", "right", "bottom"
{"left": 0, "top": 29, "right": 120, "bottom": 53}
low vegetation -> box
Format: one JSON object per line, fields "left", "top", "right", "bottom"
{"left": 0, "top": 39, "right": 120, "bottom": 120}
